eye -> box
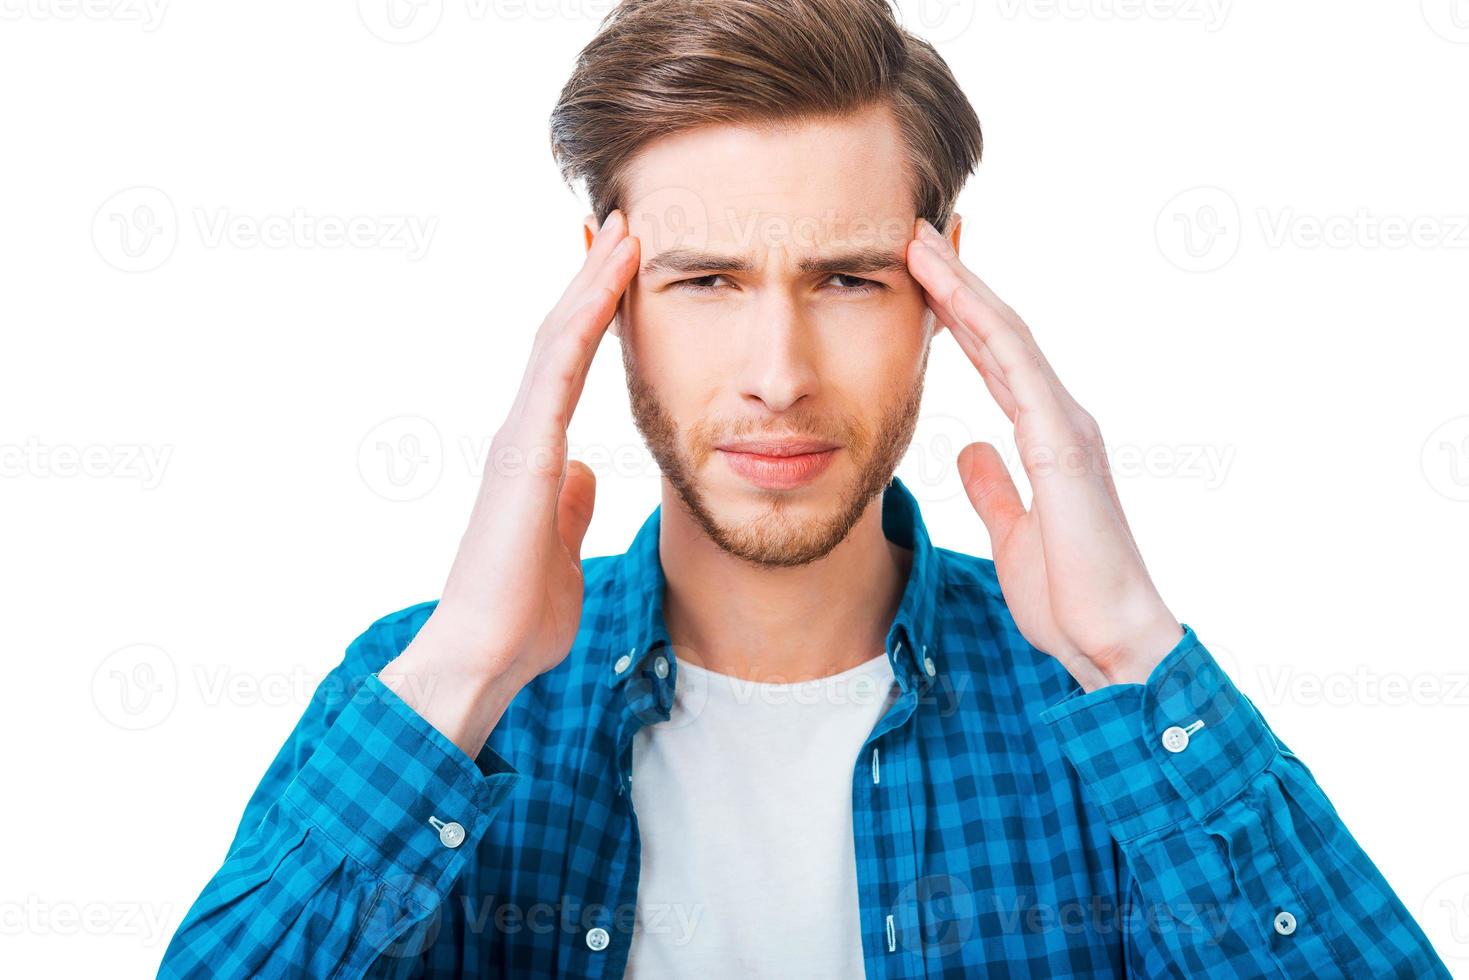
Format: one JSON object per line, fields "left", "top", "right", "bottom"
{"left": 672, "top": 274, "right": 732, "bottom": 292}
{"left": 824, "top": 273, "right": 884, "bottom": 294}
{"left": 670, "top": 273, "right": 886, "bottom": 294}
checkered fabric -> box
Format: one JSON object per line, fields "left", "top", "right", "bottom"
{"left": 158, "top": 476, "right": 1449, "bottom": 978}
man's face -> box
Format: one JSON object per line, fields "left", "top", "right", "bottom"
{"left": 597, "top": 103, "right": 954, "bottom": 568}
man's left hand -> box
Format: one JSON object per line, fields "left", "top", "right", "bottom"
{"left": 906, "top": 218, "right": 1183, "bottom": 692}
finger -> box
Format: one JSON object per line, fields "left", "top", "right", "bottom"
{"left": 946, "top": 279, "right": 1061, "bottom": 421}
{"left": 920, "top": 292, "right": 1014, "bottom": 415}
{"left": 557, "top": 458, "right": 597, "bottom": 563}
{"left": 510, "top": 233, "right": 640, "bottom": 456}
{"left": 911, "top": 223, "right": 1071, "bottom": 395}
{"left": 943, "top": 315, "right": 1017, "bottom": 420}
{"left": 544, "top": 209, "right": 632, "bottom": 328}
{"left": 908, "top": 228, "right": 1131, "bottom": 563}
{"left": 915, "top": 220, "right": 1027, "bottom": 337}
{"left": 910, "top": 237, "right": 963, "bottom": 336}
{"left": 958, "top": 441, "right": 1025, "bottom": 549}
{"left": 948, "top": 283, "right": 1136, "bottom": 553}
{"left": 907, "top": 239, "right": 1048, "bottom": 405}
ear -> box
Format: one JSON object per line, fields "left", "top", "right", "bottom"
{"left": 583, "top": 212, "right": 623, "bottom": 339}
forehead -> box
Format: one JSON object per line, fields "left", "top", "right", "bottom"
{"left": 620, "top": 103, "right": 915, "bottom": 258}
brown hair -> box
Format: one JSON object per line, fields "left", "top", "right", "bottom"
{"left": 549, "top": 0, "right": 983, "bottom": 236}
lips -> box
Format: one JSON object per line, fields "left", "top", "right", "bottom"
{"left": 715, "top": 439, "right": 840, "bottom": 490}
{"left": 715, "top": 438, "right": 839, "bottom": 457}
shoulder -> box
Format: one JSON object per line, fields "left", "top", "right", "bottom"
{"left": 933, "top": 545, "right": 1005, "bottom": 606}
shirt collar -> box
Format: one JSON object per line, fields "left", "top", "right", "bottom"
{"left": 607, "top": 474, "right": 942, "bottom": 695}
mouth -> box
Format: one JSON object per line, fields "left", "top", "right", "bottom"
{"left": 714, "top": 439, "right": 841, "bottom": 491}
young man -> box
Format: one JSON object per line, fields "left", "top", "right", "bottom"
{"left": 159, "top": 1, "right": 1449, "bottom": 976}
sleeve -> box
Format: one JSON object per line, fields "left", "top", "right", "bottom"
{"left": 1038, "top": 624, "right": 1451, "bottom": 978}
{"left": 156, "top": 606, "right": 522, "bottom": 979}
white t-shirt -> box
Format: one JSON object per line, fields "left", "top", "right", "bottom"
{"left": 624, "top": 649, "right": 899, "bottom": 978}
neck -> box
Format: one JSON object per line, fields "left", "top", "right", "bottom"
{"left": 658, "top": 483, "right": 912, "bottom": 684}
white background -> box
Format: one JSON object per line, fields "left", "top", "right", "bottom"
{"left": 2, "top": 1, "right": 1467, "bottom": 975}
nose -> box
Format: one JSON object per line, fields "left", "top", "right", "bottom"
{"left": 736, "top": 296, "right": 820, "bottom": 414}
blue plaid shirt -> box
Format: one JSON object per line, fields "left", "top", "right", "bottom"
{"left": 159, "top": 475, "right": 1449, "bottom": 978}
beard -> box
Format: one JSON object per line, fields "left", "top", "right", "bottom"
{"left": 622, "top": 340, "right": 929, "bottom": 569}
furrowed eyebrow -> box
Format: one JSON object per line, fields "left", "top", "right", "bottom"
{"left": 640, "top": 249, "right": 756, "bottom": 276}
{"left": 640, "top": 246, "right": 908, "bottom": 278}
{"left": 796, "top": 247, "right": 909, "bottom": 277}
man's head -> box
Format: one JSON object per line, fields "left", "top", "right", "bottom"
{"left": 550, "top": 0, "right": 982, "bottom": 568}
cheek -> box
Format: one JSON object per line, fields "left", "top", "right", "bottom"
{"left": 621, "top": 312, "right": 720, "bottom": 416}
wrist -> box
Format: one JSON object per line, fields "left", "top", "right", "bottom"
{"left": 1093, "top": 614, "right": 1184, "bottom": 688}
{"left": 379, "top": 616, "right": 526, "bottom": 759}
{"left": 414, "top": 606, "right": 524, "bottom": 684}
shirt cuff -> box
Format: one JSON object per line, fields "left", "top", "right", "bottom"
{"left": 282, "top": 672, "right": 521, "bottom": 899}
{"left": 1038, "top": 624, "right": 1277, "bottom": 841}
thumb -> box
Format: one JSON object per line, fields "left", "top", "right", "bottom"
{"left": 556, "top": 458, "right": 597, "bottom": 563}
{"left": 958, "top": 442, "right": 1024, "bottom": 547}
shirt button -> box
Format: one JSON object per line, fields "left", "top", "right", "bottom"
{"left": 585, "top": 926, "right": 610, "bottom": 951}
{"left": 438, "top": 821, "right": 465, "bottom": 848}
{"left": 653, "top": 656, "right": 669, "bottom": 679}
{"left": 614, "top": 653, "right": 632, "bottom": 674}
{"left": 1273, "top": 910, "right": 1297, "bottom": 936}
{"left": 1161, "top": 726, "right": 1191, "bottom": 753}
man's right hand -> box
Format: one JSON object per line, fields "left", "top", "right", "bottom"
{"left": 378, "top": 209, "right": 640, "bottom": 757}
